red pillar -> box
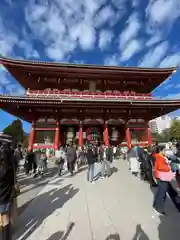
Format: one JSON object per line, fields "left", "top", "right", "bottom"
{"left": 147, "top": 126, "right": 152, "bottom": 146}
{"left": 78, "top": 122, "right": 83, "bottom": 147}
{"left": 104, "top": 122, "right": 109, "bottom": 146}
{"left": 54, "top": 121, "right": 60, "bottom": 150}
{"left": 28, "top": 120, "right": 35, "bottom": 152}
{"left": 126, "top": 127, "right": 131, "bottom": 149}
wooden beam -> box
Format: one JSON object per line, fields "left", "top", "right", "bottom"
{"left": 35, "top": 128, "right": 56, "bottom": 131}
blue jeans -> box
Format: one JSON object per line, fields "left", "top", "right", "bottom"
{"left": 153, "top": 180, "right": 168, "bottom": 213}
{"left": 0, "top": 201, "right": 11, "bottom": 214}
{"left": 101, "top": 159, "right": 111, "bottom": 176}
{"left": 57, "top": 162, "right": 64, "bottom": 176}
{"left": 87, "top": 164, "right": 95, "bottom": 182}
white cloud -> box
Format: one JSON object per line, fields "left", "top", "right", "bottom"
{"left": 26, "top": 1, "right": 110, "bottom": 59}
{"left": 73, "top": 60, "right": 85, "bottom": 64}
{"left": 146, "top": 0, "right": 180, "bottom": 31}
{"left": 0, "top": 69, "right": 24, "bottom": 95}
{"left": 19, "top": 40, "right": 39, "bottom": 59}
{"left": 0, "top": 17, "right": 18, "bottom": 57}
{"left": 139, "top": 41, "right": 168, "bottom": 67}
{"left": 111, "top": 0, "right": 128, "bottom": 9}
{"left": 146, "top": 34, "right": 162, "bottom": 47}
{"left": 132, "top": 0, "right": 140, "bottom": 7}
{"left": 94, "top": 5, "right": 115, "bottom": 28}
{"left": 46, "top": 36, "right": 76, "bottom": 61}
{"left": 163, "top": 84, "right": 173, "bottom": 90}
{"left": 120, "top": 39, "right": 142, "bottom": 61}
{"left": 0, "top": 71, "right": 11, "bottom": 86}
{"left": 119, "top": 13, "right": 141, "bottom": 49}
{"left": 69, "top": 21, "right": 96, "bottom": 51}
{"left": 175, "top": 84, "right": 180, "bottom": 88}
{"left": 159, "top": 53, "right": 180, "bottom": 67}
{"left": 165, "top": 93, "right": 180, "bottom": 99}
{"left": 104, "top": 55, "right": 119, "bottom": 66}
{"left": 99, "top": 30, "right": 113, "bottom": 50}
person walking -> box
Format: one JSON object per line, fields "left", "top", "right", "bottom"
{"left": 127, "top": 145, "right": 140, "bottom": 176}
{"left": 66, "top": 143, "right": 77, "bottom": 175}
{"left": 86, "top": 144, "right": 96, "bottom": 183}
{"left": 24, "top": 151, "right": 36, "bottom": 175}
{"left": 153, "top": 145, "right": 175, "bottom": 215}
{"left": 101, "top": 146, "right": 112, "bottom": 178}
{"left": 14, "top": 145, "right": 23, "bottom": 173}
{"left": 39, "top": 152, "right": 47, "bottom": 176}
{"left": 113, "top": 145, "right": 117, "bottom": 160}
{"left": 0, "top": 144, "right": 16, "bottom": 240}
{"left": 56, "top": 147, "right": 65, "bottom": 176}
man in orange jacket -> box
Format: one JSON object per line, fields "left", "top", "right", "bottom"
{"left": 152, "top": 145, "right": 171, "bottom": 215}
{"left": 153, "top": 151, "right": 171, "bottom": 180}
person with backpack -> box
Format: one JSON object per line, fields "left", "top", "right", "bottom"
{"left": 0, "top": 143, "right": 15, "bottom": 240}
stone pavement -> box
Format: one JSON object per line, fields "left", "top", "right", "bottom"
{"left": 17, "top": 159, "right": 57, "bottom": 215}
{"left": 13, "top": 159, "right": 180, "bottom": 240}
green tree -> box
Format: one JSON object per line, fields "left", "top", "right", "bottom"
{"left": 22, "top": 134, "right": 29, "bottom": 148}
{"left": 160, "top": 128, "right": 171, "bottom": 142}
{"left": 151, "top": 132, "right": 162, "bottom": 142}
{"left": 170, "top": 119, "right": 180, "bottom": 141}
{"left": 3, "top": 119, "right": 25, "bottom": 143}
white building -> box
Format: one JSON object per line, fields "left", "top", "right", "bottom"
{"left": 149, "top": 115, "right": 172, "bottom": 134}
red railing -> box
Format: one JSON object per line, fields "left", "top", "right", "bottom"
{"left": 26, "top": 89, "right": 152, "bottom": 100}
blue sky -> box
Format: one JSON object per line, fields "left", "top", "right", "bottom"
{"left": 0, "top": 0, "right": 180, "bottom": 133}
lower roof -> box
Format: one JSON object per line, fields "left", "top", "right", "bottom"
{"left": 0, "top": 95, "right": 179, "bottom": 123}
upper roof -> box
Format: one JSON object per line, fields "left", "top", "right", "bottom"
{"left": 0, "top": 56, "right": 177, "bottom": 92}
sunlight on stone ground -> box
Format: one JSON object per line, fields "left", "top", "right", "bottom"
{"left": 13, "top": 159, "right": 180, "bottom": 240}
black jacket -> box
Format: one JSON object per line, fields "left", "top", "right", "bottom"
{"left": 86, "top": 148, "right": 96, "bottom": 165}
{"left": 0, "top": 148, "right": 15, "bottom": 204}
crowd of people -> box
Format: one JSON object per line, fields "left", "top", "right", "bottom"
{"left": 54, "top": 142, "right": 118, "bottom": 183}
{"left": 127, "top": 142, "right": 180, "bottom": 216}
{"left": 1, "top": 140, "right": 180, "bottom": 239}
{"left": 24, "top": 150, "right": 48, "bottom": 177}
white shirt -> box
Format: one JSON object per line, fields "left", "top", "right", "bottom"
{"left": 113, "top": 147, "right": 117, "bottom": 154}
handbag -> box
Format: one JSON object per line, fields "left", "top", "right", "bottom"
{"left": 14, "top": 182, "right": 20, "bottom": 197}
{"left": 158, "top": 171, "right": 175, "bottom": 182}
{"left": 55, "top": 158, "right": 61, "bottom": 165}
{"left": 55, "top": 157, "right": 64, "bottom": 165}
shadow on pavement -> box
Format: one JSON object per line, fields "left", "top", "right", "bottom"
{"left": 109, "top": 166, "right": 118, "bottom": 176}
{"left": 13, "top": 184, "right": 79, "bottom": 240}
{"left": 76, "top": 165, "right": 88, "bottom": 174}
{"left": 132, "top": 224, "right": 149, "bottom": 240}
{"left": 46, "top": 222, "right": 75, "bottom": 240}
{"left": 105, "top": 233, "right": 120, "bottom": 240}
{"left": 63, "top": 165, "right": 88, "bottom": 179}
{"left": 19, "top": 166, "right": 58, "bottom": 194}
{"left": 104, "top": 224, "right": 149, "bottom": 240}
{"left": 18, "top": 198, "right": 34, "bottom": 216}
{"left": 150, "top": 185, "right": 180, "bottom": 240}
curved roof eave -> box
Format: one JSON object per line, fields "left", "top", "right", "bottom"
{"left": 0, "top": 95, "right": 180, "bottom": 106}
{"left": 0, "top": 56, "right": 177, "bottom": 74}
